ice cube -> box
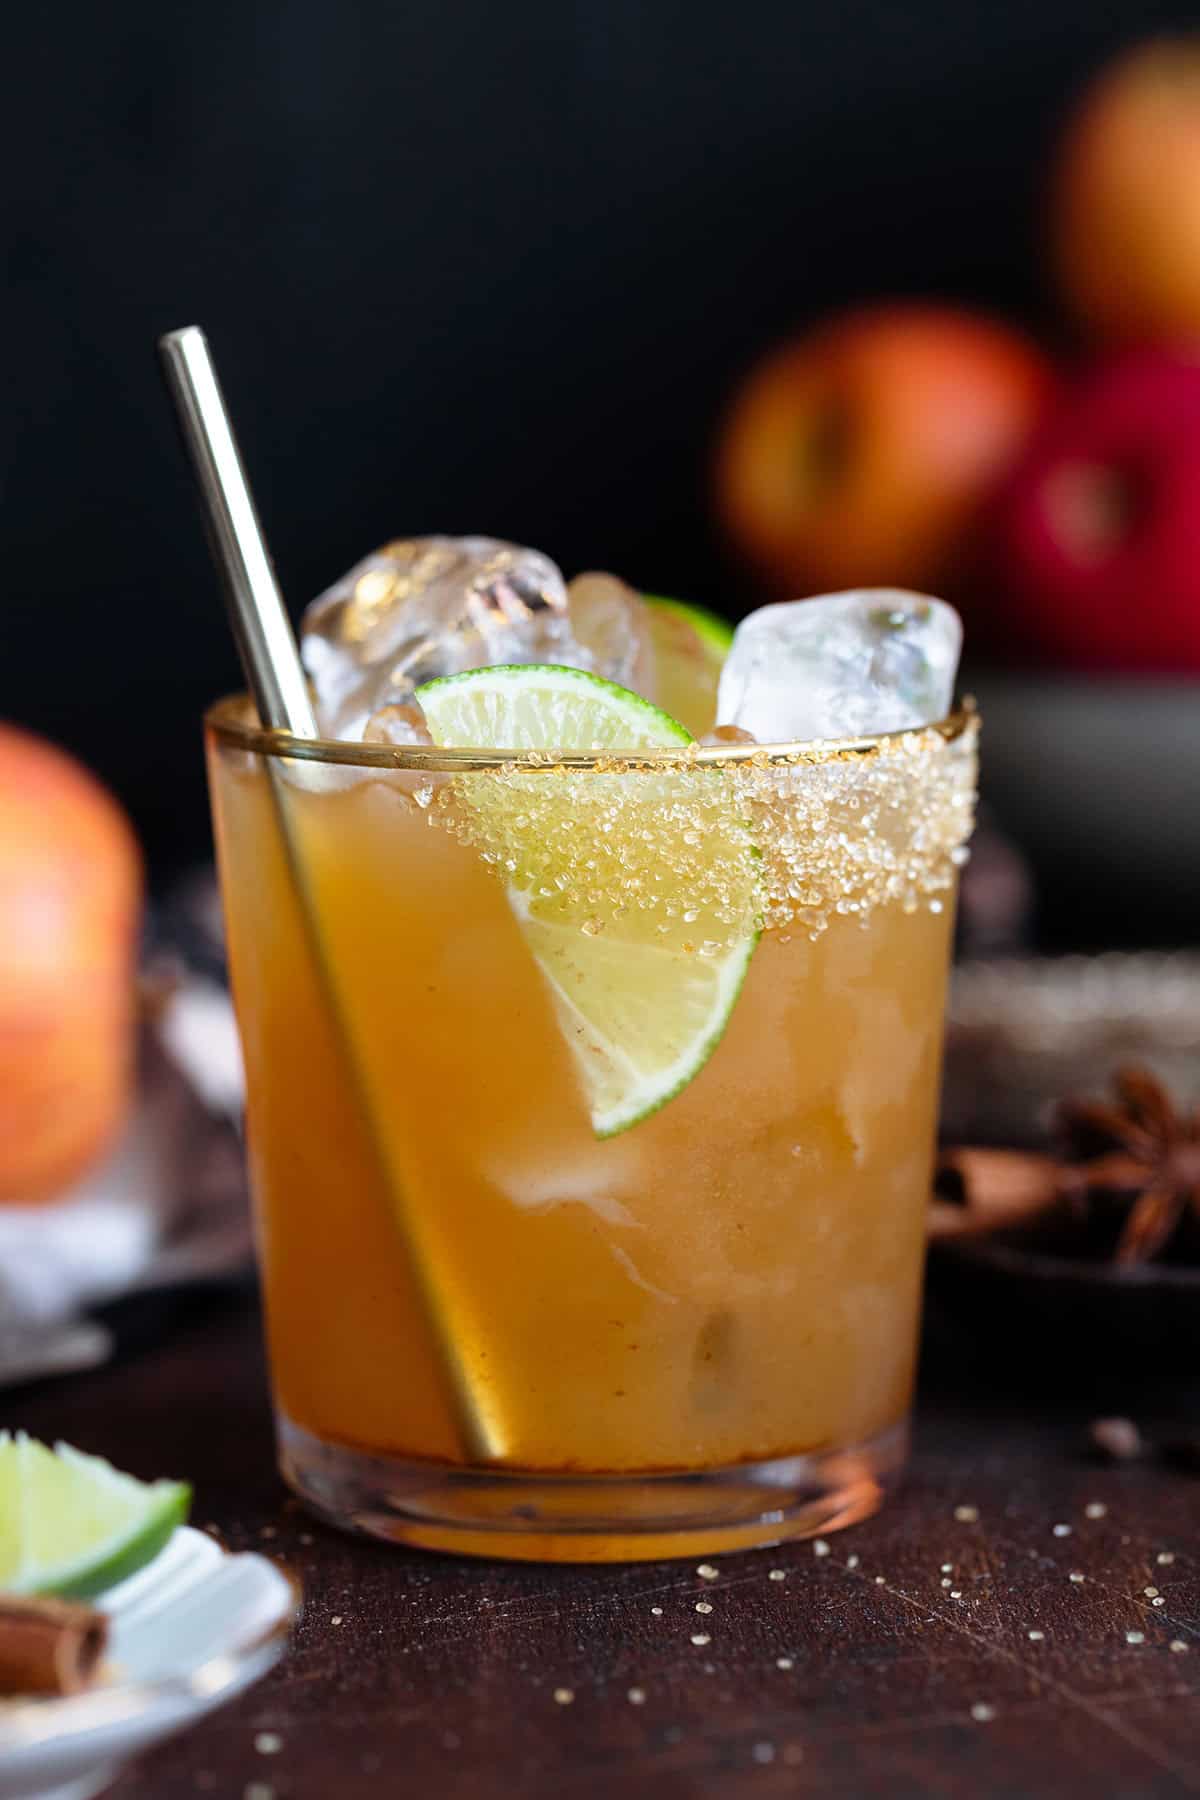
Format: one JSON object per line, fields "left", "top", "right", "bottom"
{"left": 715, "top": 590, "right": 962, "bottom": 742}
{"left": 362, "top": 702, "right": 434, "bottom": 747}
{"left": 700, "top": 724, "right": 757, "bottom": 747}
{"left": 302, "top": 537, "right": 580, "bottom": 740}
{"left": 362, "top": 702, "right": 447, "bottom": 803}
{"left": 565, "top": 572, "right": 655, "bottom": 701}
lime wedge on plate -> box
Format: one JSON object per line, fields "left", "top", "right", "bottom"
{"left": 417, "top": 664, "right": 759, "bottom": 1137}
{"left": 644, "top": 595, "right": 732, "bottom": 737}
{"left": 0, "top": 1433, "right": 190, "bottom": 1598}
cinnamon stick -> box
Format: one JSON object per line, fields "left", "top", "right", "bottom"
{"left": 0, "top": 1595, "right": 108, "bottom": 1695}
{"left": 930, "top": 1147, "right": 1066, "bottom": 1242}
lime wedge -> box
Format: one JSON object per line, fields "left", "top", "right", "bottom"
{"left": 416, "top": 661, "right": 691, "bottom": 754}
{"left": 644, "top": 595, "right": 733, "bottom": 737}
{"left": 0, "top": 1437, "right": 19, "bottom": 1583}
{"left": 646, "top": 594, "right": 735, "bottom": 655}
{"left": 417, "top": 664, "right": 758, "bottom": 1136}
{"left": 0, "top": 1433, "right": 190, "bottom": 1598}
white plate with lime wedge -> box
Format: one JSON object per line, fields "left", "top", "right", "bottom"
{"left": 0, "top": 1438, "right": 297, "bottom": 1800}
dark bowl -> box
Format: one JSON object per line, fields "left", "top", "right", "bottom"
{"left": 926, "top": 1235, "right": 1200, "bottom": 1396}
{"left": 969, "top": 674, "right": 1200, "bottom": 944}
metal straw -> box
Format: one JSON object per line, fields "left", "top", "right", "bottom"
{"left": 159, "top": 327, "right": 316, "bottom": 737}
{"left": 159, "top": 326, "right": 503, "bottom": 1461}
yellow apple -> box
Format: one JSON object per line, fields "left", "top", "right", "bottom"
{"left": 1054, "top": 37, "right": 1200, "bottom": 342}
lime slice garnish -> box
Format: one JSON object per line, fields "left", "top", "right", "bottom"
{"left": 644, "top": 595, "right": 733, "bottom": 737}
{"left": 417, "top": 664, "right": 758, "bottom": 1137}
{"left": 646, "top": 594, "right": 734, "bottom": 655}
{"left": 0, "top": 1437, "right": 18, "bottom": 1583}
{"left": 416, "top": 661, "right": 692, "bottom": 754}
{"left": 0, "top": 1433, "right": 190, "bottom": 1598}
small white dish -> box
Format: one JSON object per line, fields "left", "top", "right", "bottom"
{"left": 0, "top": 1527, "right": 298, "bottom": 1800}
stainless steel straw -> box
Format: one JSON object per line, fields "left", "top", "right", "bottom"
{"left": 159, "top": 326, "right": 503, "bottom": 1461}
{"left": 159, "top": 328, "right": 317, "bottom": 738}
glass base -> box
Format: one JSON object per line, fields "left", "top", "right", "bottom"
{"left": 278, "top": 1414, "right": 907, "bottom": 1563}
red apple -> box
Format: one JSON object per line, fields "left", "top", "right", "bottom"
{"left": 984, "top": 349, "right": 1200, "bottom": 669}
{"left": 0, "top": 726, "right": 142, "bottom": 1202}
{"left": 714, "top": 304, "right": 1055, "bottom": 596}
{"left": 1053, "top": 37, "right": 1200, "bottom": 344}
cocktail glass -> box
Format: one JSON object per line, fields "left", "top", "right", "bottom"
{"left": 206, "top": 696, "right": 977, "bottom": 1561}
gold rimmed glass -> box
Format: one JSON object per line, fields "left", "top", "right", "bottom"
{"left": 205, "top": 696, "right": 978, "bottom": 1562}
{"left": 207, "top": 694, "right": 975, "bottom": 768}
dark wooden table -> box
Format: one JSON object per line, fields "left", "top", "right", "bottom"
{"left": 9, "top": 1299, "right": 1199, "bottom": 1799}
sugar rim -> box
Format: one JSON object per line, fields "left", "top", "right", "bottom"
{"left": 205, "top": 693, "right": 976, "bottom": 773}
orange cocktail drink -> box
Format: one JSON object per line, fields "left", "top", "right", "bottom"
{"left": 207, "top": 693, "right": 976, "bottom": 1561}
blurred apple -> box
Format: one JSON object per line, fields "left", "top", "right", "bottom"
{"left": 714, "top": 304, "right": 1055, "bottom": 595}
{"left": 985, "top": 349, "right": 1200, "bottom": 669}
{"left": 1053, "top": 38, "right": 1200, "bottom": 344}
{"left": 0, "top": 726, "right": 142, "bottom": 1202}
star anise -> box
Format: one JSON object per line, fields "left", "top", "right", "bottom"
{"left": 1057, "top": 1067, "right": 1200, "bottom": 1266}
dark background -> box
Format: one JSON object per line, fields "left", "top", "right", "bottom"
{"left": 5, "top": 0, "right": 1197, "bottom": 891}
